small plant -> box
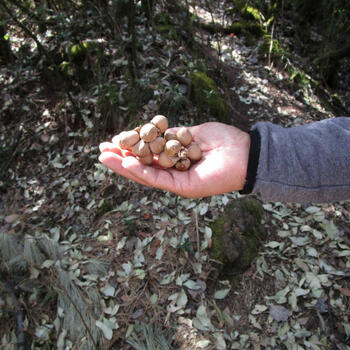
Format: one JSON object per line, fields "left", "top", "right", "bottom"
{"left": 127, "top": 324, "right": 175, "bottom": 350}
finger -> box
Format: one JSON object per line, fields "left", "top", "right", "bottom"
{"left": 99, "top": 152, "right": 150, "bottom": 187}
{"left": 99, "top": 142, "right": 122, "bottom": 155}
{"left": 99, "top": 151, "right": 182, "bottom": 194}
{"left": 99, "top": 142, "right": 134, "bottom": 158}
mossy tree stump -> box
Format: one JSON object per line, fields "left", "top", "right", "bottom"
{"left": 190, "top": 71, "right": 230, "bottom": 123}
{"left": 210, "top": 198, "right": 265, "bottom": 281}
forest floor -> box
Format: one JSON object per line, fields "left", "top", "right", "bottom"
{"left": 1, "top": 1, "right": 350, "bottom": 350}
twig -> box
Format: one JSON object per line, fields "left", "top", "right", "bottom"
{"left": 194, "top": 209, "right": 200, "bottom": 255}
{"left": 56, "top": 283, "right": 98, "bottom": 350}
{"left": 268, "top": 21, "right": 275, "bottom": 67}
{"left": 3, "top": 281, "right": 25, "bottom": 350}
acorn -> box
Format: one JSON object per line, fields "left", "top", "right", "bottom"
{"left": 140, "top": 123, "right": 158, "bottom": 142}
{"left": 176, "top": 127, "right": 192, "bottom": 146}
{"left": 164, "top": 129, "right": 178, "bottom": 141}
{"left": 178, "top": 147, "right": 188, "bottom": 159}
{"left": 165, "top": 140, "right": 182, "bottom": 157}
{"left": 132, "top": 139, "right": 151, "bottom": 158}
{"left": 149, "top": 137, "right": 166, "bottom": 154}
{"left": 119, "top": 130, "right": 140, "bottom": 148}
{"left": 151, "top": 115, "right": 168, "bottom": 134}
{"left": 175, "top": 158, "right": 191, "bottom": 171}
{"left": 158, "top": 152, "right": 178, "bottom": 168}
{"left": 138, "top": 153, "right": 154, "bottom": 165}
{"left": 187, "top": 143, "right": 202, "bottom": 162}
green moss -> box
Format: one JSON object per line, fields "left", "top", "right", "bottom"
{"left": 59, "top": 61, "right": 74, "bottom": 77}
{"left": 241, "top": 5, "right": 263, "bottom": 23}
{"left": 230, "top": 21, "right": 265, "bottom": 37}
{"left": 241, "top": 198, "right": 264, "bottom": 223}
{"left": 189, "top": 71, "right": 230, "bottom": 123}
{"left": 210, "top": 198, "right": 265, "bottom": 280}
{"left": 154, "top": 12, "right": 174, "bottom": 25}
{"left": 156, "top": 25, "right": 178, "bottom": 40}
{"left": 97, "top": 199, "right": 113, "bottom": 216}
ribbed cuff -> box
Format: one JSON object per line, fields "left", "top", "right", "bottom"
{"left": 239, "top": 128, "right": 261, "bottom": 194}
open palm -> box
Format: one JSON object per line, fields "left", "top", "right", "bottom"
{"left": 99, "top": 122, "right": 250, "bottom": 198}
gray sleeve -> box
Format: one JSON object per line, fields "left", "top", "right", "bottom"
{"left": 251, "top": 117, "right": 350, "bottom": 203}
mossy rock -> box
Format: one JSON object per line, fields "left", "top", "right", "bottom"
{"left": 97, "top": 199, "right": 113, "bottom": 216}
{"left": 189, "top": 71, "right": 230, "bottom": 123}
{"left": 210, "top": 198, "right": 265, "bottom": 280}
{"left": 230, "top": 21, "right": 265, "bottom": 37}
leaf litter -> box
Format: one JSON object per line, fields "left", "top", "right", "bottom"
{"left": 1, "top": 1, "right": 350, "bottom": 349}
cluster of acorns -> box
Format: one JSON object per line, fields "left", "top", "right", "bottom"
{"left": 117, "top": 115, "right": 202, "bottom": 171}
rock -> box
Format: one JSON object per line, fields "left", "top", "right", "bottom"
{"left": 210, "top": 198, "right": 265, "bottom": 279}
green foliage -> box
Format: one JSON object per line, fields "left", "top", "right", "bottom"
{"left": 156, "top": 25, "right": 179, "bottom": 40}
{"left": 154, "top": 12, "right": 174, "bottom": 26}
{"left": 240, "top": 5, "right": 264, "bottom": 23}
{"left": 189, "top": 71, "right": 230, "bottom": 123}
{"left": 258, "top": 35, "right": 289, "bottom": 63}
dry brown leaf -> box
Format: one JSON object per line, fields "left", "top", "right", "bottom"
{"left": 339, "top": 287, "right": 350, "bottom": 297}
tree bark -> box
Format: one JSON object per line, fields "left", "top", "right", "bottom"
{"left": 0, "top": 24, "right": 15, "bottom": 64}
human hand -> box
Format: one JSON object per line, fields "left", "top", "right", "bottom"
{"left": 98, "top": 122, "right": 250, "bottom": 198}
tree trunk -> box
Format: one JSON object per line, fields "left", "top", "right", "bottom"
{"left": 0, "top": 24, "right": 15, "bottom": 64}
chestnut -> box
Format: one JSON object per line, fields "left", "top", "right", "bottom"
{"left": 140, "top": 123, "right": 158, "bottom": 142}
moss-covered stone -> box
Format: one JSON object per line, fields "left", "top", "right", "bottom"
{"left": 210, "top": 198, "right": 265, "bottom": 280}
{"left": 189, "top": 71, "right": 230, "bottom": 123}
{"left": 97, "top": 199, "right": 113, "bottom": 216}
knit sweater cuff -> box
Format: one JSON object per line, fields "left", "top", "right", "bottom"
{"left": 239, "top": 127, "right": 261, "bottom": 194}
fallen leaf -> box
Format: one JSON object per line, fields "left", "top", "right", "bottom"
{"left": 269, "top": 305, "right": 291, "bottom": 322}
{"left": 339, "top": 288, "right": 350, "bottom": 297}
{"left": 5, "top": 214, "right": 20, "bottom": 224}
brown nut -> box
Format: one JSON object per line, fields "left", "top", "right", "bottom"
{"left": 132, "top": 139, "right": 151, "bottom": 158}
{"left": 119, "top": 130, "right": 140, "bottom": 148}
{"left": 149, "top": 137, "right": 166, "bottom": 154}
{"left": 175, "top": 158, "right": 191, "bottom": 171}
{"left": 187, "top": 143, "right": 202, "bottom": 162}
{"left": 140, "top": 123, "right": 158, "bottom": 142}
{"left": 158, "top": 152, "right": 178, "bottom": 168}
{"left": 165, "top": 140, "right": 182, "bottom": 157}
{"left": 138, "top": 153, "right": 154, "bottom": 165}
{"left": 164, "top": 129, "right": 178, "bottom": 141}
{"left": 151, "top": 115, "right": 168, "bottom": 133}
{"left": 176, "top": 127, "right": 192, "bottom": 146}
